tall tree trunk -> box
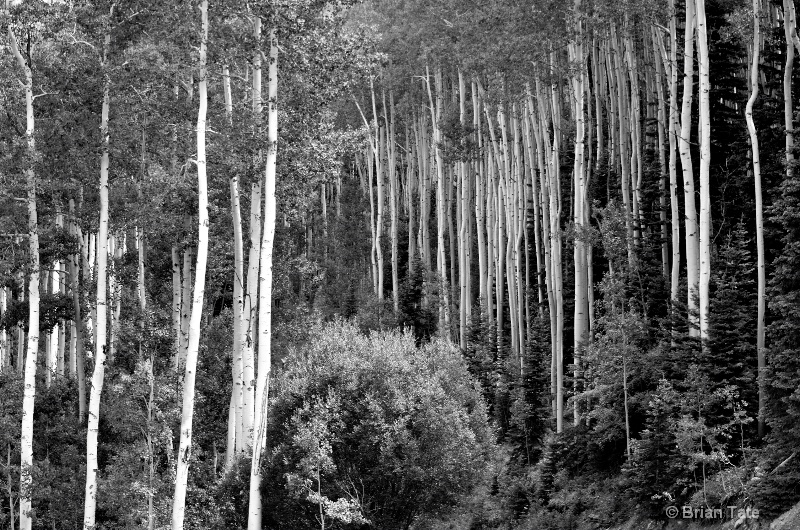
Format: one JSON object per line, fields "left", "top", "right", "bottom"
{"left": 223, "top": 65, "right": 246, "bottom": 466}
{"left": 372, "top": 79, "right": 385, "bottom": 303}
{"left": 243, "top": 16, "right": 264, "bottom": 450}
{"left": 171, "top": 247, "right": 182, "bottom": 363}
{"left": 426, "top": 66, "right": 451, "bottom": 338}
{"left": 696, "top": 0, "right": 712, "bottom": 344}
{"left": 83, "top": 9, "right": 114, "bottom": 527}
{"left": 388, "top": 91, "right": 399, "bottom": 313}
{"left": 570, "top": 1, "right": 589, "bottom": 426}
{"left": 747, "top": 0, "right": 766, "bottom": 438}
{"left": 248, "top": 24, "right": 278, "bottom": 530}
{"left": 69, "top": 200, "right": 86, "bottom": 420}
{"left": 172, "top": 2, "right": 208, "bottom": 527}
{"left": 8, "top": 13, "right": 40, "bottom": 528}
{"left": 681, "top": 0, "right": 700, "bottom": 336}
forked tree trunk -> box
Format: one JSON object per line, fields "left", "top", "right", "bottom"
{"left": 248, "top": 24, "right": 278, "bottom": 530}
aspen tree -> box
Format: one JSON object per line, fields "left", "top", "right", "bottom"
{"left": 547, "top": 59, "right": 566, "bottom": 433}
{"left": 523, "top": 85, "right": 544, "bottom": 311}
{"left": 53, "top": 210, "right": 65, "bottom": 379}
{"left": 498, "top": 103, "right": 519, "bottom": 358}
{"left": 7, "top": 6, "right": 39, "bottom": 523}
{"left": 406, "top": 127, "right": 417, "bottom": 265}
{"left": 653, "top": 35, "right": 670, "bottom": 280}
{"left": 569, "top": 0, "right": 589, "bottom": 425}
{"left": 696, "top": 0, "right": 712, "bottom": 343}
{"left": 534, "top": 69, "right": 564, "bottom": 430}
{"left": 625, "top": 26, "right": 643, "bottom": 243}
{"left": 178, "top": 249, "right": 192, "bottom": 367}
{"left": 608, "top": 30, "right": 634, "bottom": 266}
{"left": 223, "top": 65, "right": 246, "bottom": 465}
{"left": 361, "top": 150, "right": 379, "bottom": 295}
{"left": 512, "top": 107, "right": 526, "bottom": 364}
{"left": 388, "top": 91, "right": 400, "bottom": 313}
{"left": 656, "top": 1, "right": 682, "bottom": 306}
{"left": 243, "top": 18, "right": 265, "bottom": 449}
{"left": 426, "top": 66, "right": 451, "bottom": 338}
{"left": 108, "top": 235, "right": 124, "bottom": 365}
{"left": 242, "top": 180, "right": 260, "bottom": 447}
{"left": 746, "top": 0, "right": 766, "bottom": 438}
{"left": 171, "top": 247, "right": 182, "bottom": 360}
{"left": 354, "top": 89, "right": 382, "bottom": 300}
{"left": 458, "top": 71, "right": 469, "bottom": 347}
{"left": 477, "top": 81, "right": 506, "bottom": 352}
{"left": 472, "top": 81, "right": 488, "bottom": 312}
{"left": 371, "top": 79, "right": 385, "bottom": 302}
{"left": 681, "top": 0, "right": 700, "bottom": 336}
{"left": 248, "top": 22, "right": 278, "bottom": 530}
{"left": 172, "top": 1, "right": 209, "bottom": 527}
{"left": 419, "top": 114, "right": 432, "bottom": 273}
{"left": 83, "top": 6, "right": 114, "bottom": 528}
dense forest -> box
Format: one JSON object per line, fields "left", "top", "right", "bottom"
{"left": 3, "top": 0, "right": 800, "bottom": 528}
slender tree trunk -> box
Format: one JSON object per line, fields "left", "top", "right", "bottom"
{"left": 459, "top": 71, "right": 469, "bottom": 347}
{"left": 178, "top": 249, "right": 192, "bottom": 368}
{"left": 426, "top": 66, "right": 451, "bottom": 338}
{"left": 372, "top": 80, "right": 385, "bottom": 303}
{"left": 681, "top": 0, "right": 700, "bottom": 336}
{"left": 388, "top": 91, "right": 399, "bottom": 313}
{"left": 172, "top": 2, "right": 209, "bottom": 528}
{"left": 570, "top": 2, "right": 589, "bottom": 426}
{"left": 69, "top": 200, "right": 86, "bottom": 420}
{"left": 243, "top": 16, "right": 264, "bottom": 450}
{"left": 9, "top": 14, "right": 40, "bottom": 528}
{"left": 84, "top": 9, "right": 114, "bottom": 526}
{"left": 241, "top": 181, "right": 260, "bottom": 449}
{"left": 248, "top": 24, "right": 278, "bottom": 530}
{"left": 696, "top": 0, "right": 712, "bottom": 344}
{"left": 224, "top": 65, "right": 246, "bottom": 466}
{"left": 747, "top": 0, "right": 766, "bottom": 438}
{"left": 171, "top": 247, "right": 182, "bottom": 363}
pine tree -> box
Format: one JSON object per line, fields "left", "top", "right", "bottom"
{"left": 761, "top": 154, "right": 800, "bottom": 514}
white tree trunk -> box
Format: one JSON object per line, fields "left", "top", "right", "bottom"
{"left": 248, "top": 25, "right": 278, "bottom": 530}
{"left": 172, "top": 2, "right": 209, "bottom": 527}
{"left": 681, "top": 0, "right": 700, "bottom": 336}
{"left": 697, "top": 0, "right": 712, "bottom": 343}
{"left": 84, "top": 10, "right": 114, "bottom": 527}
{"left": 9, "top": 17, "right": 39, "bottom": 526}
{"left": 747, "top": 0, "right": 766, "bottom": 438}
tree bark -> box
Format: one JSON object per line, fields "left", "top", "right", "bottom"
{"left": 248, "top": 24, "right": 278, "bottom": 530}
{"left": 8, "top": 13, "right": 40, "bottom": 527}
{"left": 747, "top": 0, "right": 766, "bottom": 438}
{"left": 172, "top": 2, "right": 209, "bottom": 528}
{"left": 83, "top": 8, "right": 114, "bottom": 527}
{"left": 697, "top": 0, "right": 712, "bottom": 344}
{"left": 681, "top": 0, "right": 700, "bottom": 336}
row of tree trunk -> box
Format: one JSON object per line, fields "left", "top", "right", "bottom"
{"left": 3, "top": 2, "right": 281, "bottom": 528}
{"left": 350, "top": 0, "right": 772, "bottom": 435}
